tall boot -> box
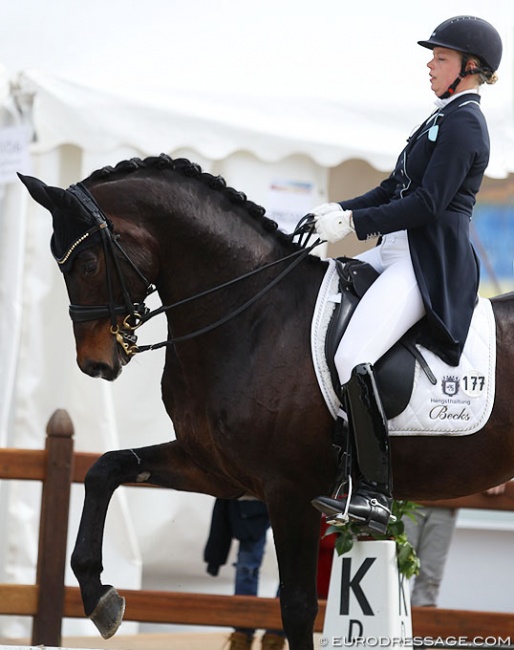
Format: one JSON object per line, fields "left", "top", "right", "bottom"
{"left": 312, "top": 363, "right": 394, "bottom": 535}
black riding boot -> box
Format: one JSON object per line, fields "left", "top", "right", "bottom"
{"left": 312, "top": 363, "right": 394, "bottom": 535}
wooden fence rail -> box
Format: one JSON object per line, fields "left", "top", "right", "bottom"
{"left": 1, "top": 409, "right": 514, "bottom": 646}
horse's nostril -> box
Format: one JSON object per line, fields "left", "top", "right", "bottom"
{"left": 82, "top": 360, "right": 119, "bottom": 381}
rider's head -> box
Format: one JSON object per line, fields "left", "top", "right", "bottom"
{"left": 418, "top": 16, "right": 502, "bottom": 99}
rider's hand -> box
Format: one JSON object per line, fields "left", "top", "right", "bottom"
{"left": 312, "top": 203, "right": 354, "bottom": 243}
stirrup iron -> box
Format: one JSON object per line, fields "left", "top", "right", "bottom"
{"left": 325, "top": 475, "right": 353, "bottom": 527}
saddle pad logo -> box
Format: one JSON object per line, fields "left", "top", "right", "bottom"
{"left": 441, "top": 375, "right": 459, "bottom": 397}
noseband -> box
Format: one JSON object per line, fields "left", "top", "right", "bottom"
{"left": 62, "top": 184, "right": 319, "bottom": 358}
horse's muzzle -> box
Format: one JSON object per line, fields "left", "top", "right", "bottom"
{"left": 80, "top": 357, "right": 122, "bottom": 381}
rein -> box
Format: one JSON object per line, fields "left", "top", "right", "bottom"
{"left": 137, "top": 241, "right": 318, "bottom": 350}
{"left": 66, "top": 183, "right": 319, "bottom": 356}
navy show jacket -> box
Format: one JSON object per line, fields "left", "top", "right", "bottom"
{"left": 340, "top": 93, "right": 489, "bottom": 366}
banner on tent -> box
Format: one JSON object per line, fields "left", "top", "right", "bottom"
{"left": 267, "top": 179, "right": 315, "bottom": 233}
{"left": 0, "top": 125, "right": 31, "bottom": 184}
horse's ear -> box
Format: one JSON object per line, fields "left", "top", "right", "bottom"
{"left": 18, "top": 173, "right": 56, "bottom": 211}
{"left": 18, "top": 174, "right": 94, "bottom": 265}
{"left": 44, "top": 185, "right": 78, "bottom": 210}
{"left": 18, "top": 173, "right": 78, "bottom": 214}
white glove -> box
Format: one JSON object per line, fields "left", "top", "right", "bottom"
{"left": 311, "top": 203, "right": 354, "bottom": 243}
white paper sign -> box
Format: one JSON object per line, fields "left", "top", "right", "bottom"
{"left": 266, "top": 179, "right": 315, "bottom": 233}
{"left": 0, "top": 125, "right": 31, "bottom": 185}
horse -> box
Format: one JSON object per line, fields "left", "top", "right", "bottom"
{"left": 19, "top": 155, "right": 514, "bottom": 650}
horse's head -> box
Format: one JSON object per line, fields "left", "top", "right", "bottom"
{"left": 19, "top": 173, "right": 157, "bottom": 380}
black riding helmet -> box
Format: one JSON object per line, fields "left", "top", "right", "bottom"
{"left": 418, "top": 15, "right": 502, "bottom": 98}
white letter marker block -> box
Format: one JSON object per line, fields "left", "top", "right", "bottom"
{"left": 323, "top": 539, "right": 412, "bottom": 647}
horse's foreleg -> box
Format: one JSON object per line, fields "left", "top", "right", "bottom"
{"left": 71, "top": 461, "right": 122, "bottom": 638}
{"left": 71, "top": 440, "right": 229, "bottom": 639}
{"left": 267, "top": 493, "right": 322, "bottom": 650}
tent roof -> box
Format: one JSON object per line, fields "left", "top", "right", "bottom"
{"left": 2, "top": 0, "right": 514, "bottom": 176}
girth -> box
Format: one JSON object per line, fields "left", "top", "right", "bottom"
{"left": 325, "top": 258, "right": 436, "bottom": 420}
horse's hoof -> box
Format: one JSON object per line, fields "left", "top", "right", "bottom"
{"left": 90, "top": 586, "right": 126, "bottom": 639}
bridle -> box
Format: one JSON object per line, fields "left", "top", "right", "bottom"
{"left": 63, "top": 183, "right": 320, "bottom": 358}
{"left": 64, "top": 183, "right": 154, "bottom": 357}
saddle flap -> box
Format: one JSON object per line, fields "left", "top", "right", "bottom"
{"left": 324, "top": 258, "right": 418, "bottom": 419}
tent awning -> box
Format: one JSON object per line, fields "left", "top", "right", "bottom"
{"left": 21, "top": 69, "right": 514, "bottom": 179}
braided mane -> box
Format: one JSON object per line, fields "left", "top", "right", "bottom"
{"left": 85, "top": 154, "right": 296, "bottom": 246}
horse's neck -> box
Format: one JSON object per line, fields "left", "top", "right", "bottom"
{"left": 107, "top": 171, "right": 324, "bottom": 313}
{"left": 151, "top": 200, "right": 284, "bottom": 303}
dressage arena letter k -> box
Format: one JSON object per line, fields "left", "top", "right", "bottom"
{"left": 340, "top": 556, "right": 376, "bottom": 615}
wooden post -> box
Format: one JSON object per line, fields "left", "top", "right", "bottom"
{"left": 31, "top": 409, "right": 74, "bottom": 647}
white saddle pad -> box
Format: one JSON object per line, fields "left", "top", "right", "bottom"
{"left": 311, "top": 259, "right": 496, "bottom": 436}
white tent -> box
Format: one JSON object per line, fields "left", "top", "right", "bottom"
{"left": 1, "top": 0, "right": 514, "bottom": 640}
{"left": 2, "top": 1, "right": 514, "bottom": 175}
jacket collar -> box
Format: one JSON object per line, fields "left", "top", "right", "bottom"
{"left": 434, "top": 89, "right": 480, "bottom": 110}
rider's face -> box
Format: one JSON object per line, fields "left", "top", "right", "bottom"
{"left": 427, "top": 47, "right": 463, "bottom": 97}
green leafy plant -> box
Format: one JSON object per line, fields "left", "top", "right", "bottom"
{"left": 324, "top": 500, "right": 421, "bottom": 579}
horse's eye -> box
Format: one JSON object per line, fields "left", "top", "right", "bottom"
{"left": 82, "top": 259, "right": 98, "bottom": 276}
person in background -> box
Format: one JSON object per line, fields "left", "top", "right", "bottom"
{"left": 404, "top": 506, "right": 457, "bottom": 606}
{"left": 204, "top": 497, "right": 285, "bottom": 650}
{"left": 405, "top": 484, "right": 511, "bottom": 606}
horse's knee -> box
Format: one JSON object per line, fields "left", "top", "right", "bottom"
{"left": 85, "top": 451, "right": 113, "bottom": 482}
{"left": 84, "top": 450, "right": 128, "bottom": 493}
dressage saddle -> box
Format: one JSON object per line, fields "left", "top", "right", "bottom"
{"left": 324, "top": 257, "right": 436, "bottom": 420}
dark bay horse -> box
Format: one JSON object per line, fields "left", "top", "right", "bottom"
{"left": 19, "top": 155, "right": 514, "bottom": 650}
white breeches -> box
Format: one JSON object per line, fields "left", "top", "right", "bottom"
{"left": 335, "top": 230, "right": 426, "bottom": 385}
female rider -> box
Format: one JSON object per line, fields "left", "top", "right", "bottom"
{"left": 311, "top": 16, "right": 503, "bottom": 534}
